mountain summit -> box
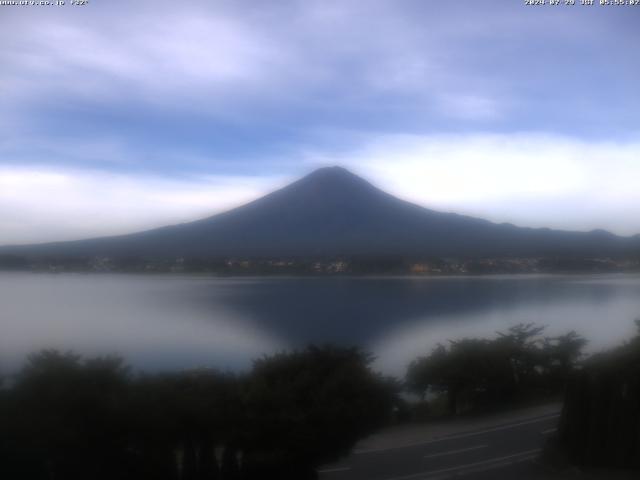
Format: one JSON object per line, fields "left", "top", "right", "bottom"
{"left": 3, "top": 167, "right": 639, "bottom": 258}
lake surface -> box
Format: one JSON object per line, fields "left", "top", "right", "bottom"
{"left": 1, "top": 272, "right": 639, "bottom": 376}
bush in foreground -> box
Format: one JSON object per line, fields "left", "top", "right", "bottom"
{"left": 406, "top": 323, "right": 587, "bottom": 416}
{"left": 553, "top": 320, "right": 640, "bottom": 470}
{"left": 0, "top": 346, "right": 398, "bottom": 480}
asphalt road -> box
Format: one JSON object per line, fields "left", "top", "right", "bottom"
{"left": 318, "top": 405, "right": 562, "bottom": 480}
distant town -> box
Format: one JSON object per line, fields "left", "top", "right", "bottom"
{"left": 1, "top": 254, "right": 639, "bottom": 275}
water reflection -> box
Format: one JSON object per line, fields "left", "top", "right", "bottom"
{"left": 0, "top": 273, "right": 285, "bottom": 372}
{"left": 1, "top": 273, "right": 639, "bottom": 374}
{"left": 209, "top": 275, "right": 636, "bottom": 342}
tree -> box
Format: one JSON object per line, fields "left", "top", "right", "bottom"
{"left": 6, "top": 350, "right": 131, "bottom": 480}
{"left": 1, "top": 346, "right": 397, "bottom": 479}
{"left": 407, "top": 338, "right": 514, "bottom": 415}
{"left": 242, "top": 346, "right": 397, "bottom": 479}
{"left": 406, "top": 324, "right": 587, "bottom": 416}
{"left": 554, "top": 320, "right": 640, "bottom": 469}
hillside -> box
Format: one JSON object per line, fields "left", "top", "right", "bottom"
{"left": 2, "top": 167, "right": 639, "bottom": 259}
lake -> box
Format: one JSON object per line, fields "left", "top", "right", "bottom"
{"left": 1, "top": 272, "right": 639, "bottom": 376}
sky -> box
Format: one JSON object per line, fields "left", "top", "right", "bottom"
{"left": 1, "top": 0, "right": 639, "bottom": 244}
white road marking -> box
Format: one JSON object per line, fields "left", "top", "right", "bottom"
{"left": 355, "top": 413, "right": 559, "bottom": 454}
{"left": 423, "top": 444, "right": 488, "bottom": 460}
{"left": 318, "top": 466, "right": 351, "bottom": 474}
{"left": 382, "top": 449, "right": 542, "bottom": 480}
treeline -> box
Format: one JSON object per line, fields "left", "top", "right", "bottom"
{"left": 406, "top": 324, "right": 587, "bottom": 416}
{"left": 554, "top": 320, "right": 640, "bottom": 469}
{"left": 405, "top": 321, "right": 640, "bottom": 470}
{"left": 0, "top": 346, "right": 397, "bottom": 480}
{"left": 3, "top": 253, "right": 639, "bottom": 275}
{"left": 1, "top": 323, "right": 637, "bottom": 477}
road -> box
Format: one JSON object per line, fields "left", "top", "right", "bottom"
{"left": 318, "top": 404, "right": 562, "bottom": 480}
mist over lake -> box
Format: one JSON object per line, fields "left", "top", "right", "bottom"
{"left": 2, "top": 272, "right": 639, "bottom": 376}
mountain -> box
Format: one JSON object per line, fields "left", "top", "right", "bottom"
{"left": 2, "top": 166, "right": 639, "bottom": 259}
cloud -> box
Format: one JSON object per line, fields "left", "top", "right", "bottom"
{"left": 0, "top": 166, "right": 283, "bottom": 245}
{"left": 308, "top": 132, "right": 640, "bottom": 236}
{"left": 1, "top": 7, "right": 289, "bottom": 111}
{"left": 1, "top": 0, "right": 638, "bottom": 146}
{"left": 5, "top": 0, "right": 621, "bottom": 122}
{"left": 2, "top": 132, "right": 640, "bottom": 245}
{"left": 1, "top": 1, "right": 639, "bottom": 243}
{"left": 437, "top": 94, "right": 505, "bottom": 120}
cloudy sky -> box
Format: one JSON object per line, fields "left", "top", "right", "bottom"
{"left": 1, "top": 0, "right": 639, "bottom": 244}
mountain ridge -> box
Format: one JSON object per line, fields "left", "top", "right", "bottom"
{"left": 2, "top": 166, "right": 639, "bottom": 259}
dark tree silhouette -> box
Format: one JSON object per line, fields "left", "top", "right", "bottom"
{"left": 554, "top": 320, "right": 640, "bottom": 470}
{"left": 242, "top": 346, "right": 397, "bottom": 479}
{"left": 3, "top": 351, "right": 130, "bottom": 479}
{"left": 406, "top": 324, "right": 587, "bottom": 416}
{"left": 0, "top": 345, "right": 397, "bottom": 479}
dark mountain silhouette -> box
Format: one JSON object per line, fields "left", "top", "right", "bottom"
{"left": 2, "top": 166, "right": 639, "bottom": 258}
